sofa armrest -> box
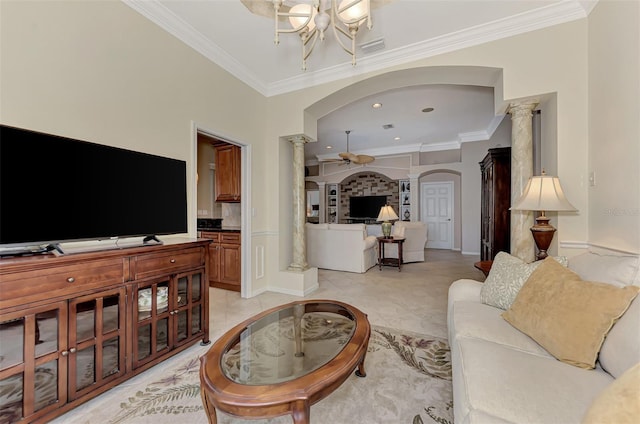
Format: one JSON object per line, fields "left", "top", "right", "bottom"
{"left": 364, "top": 235, "right": 377, "bottom": 250}
{"left": 449, "top": 279, "right": 483, "bottom": 303}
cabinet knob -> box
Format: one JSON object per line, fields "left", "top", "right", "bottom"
{"left": 69, "top": 347, "right": 77, "bottom": 353}
{"left": 61, "top": 350, "right": 69, "bottom": 356}
{"left": 66, "top": 277, "right": 75, "bottom": 283}
{"left": 170, "top": 259, "right": 176, "bottom": 263}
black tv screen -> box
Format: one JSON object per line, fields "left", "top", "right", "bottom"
{"left": 349, "top": 195, "right": 387, "bottom": 218}
{"left": 0, "top": 125, "right": 187, "bottom": 248}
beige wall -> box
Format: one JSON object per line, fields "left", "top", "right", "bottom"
{"left": 588, "top": 0, "right": 640, "bottom": 253}
{"left": 270, "top": 20, "right": 594, "bottom": 264}
{"left": 0, "top": 1, "right": 270, "bottom": 295}
{"left": 2, "top": 1, "right": 637, "bottom": 298}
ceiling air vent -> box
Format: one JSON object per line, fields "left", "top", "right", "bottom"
{"left": 382, "top": 124, "right": 394, "bottom": 130}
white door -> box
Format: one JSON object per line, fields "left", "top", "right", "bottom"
{"left": 420, "top": 182, "right": 454, "bottom": 249}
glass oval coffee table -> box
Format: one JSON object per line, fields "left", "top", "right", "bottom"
{"left": 199, "top": 300, "right": 370, "bottom": 424}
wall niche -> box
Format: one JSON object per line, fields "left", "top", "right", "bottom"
{"left": 339, "top": 172, "right": 400, "bottom": 222}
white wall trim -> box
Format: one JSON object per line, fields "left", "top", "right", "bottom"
{"left": 266, "top": 284, "right": 320, "bottom": 297}
{"left": 559, "top": 240, "right": 590, "bottom": 250}
{"left": 461, "top": 250, "right": 481, "bottom": 256}
{"left": 560, "top": 240, "right": 639, "bottom": 256}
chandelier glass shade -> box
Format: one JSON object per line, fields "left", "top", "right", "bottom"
{"left": 272, "top": 0, "right": 372, "bottom": 70}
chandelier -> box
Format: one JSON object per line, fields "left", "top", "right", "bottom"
{"left": 272, "top": 0, "right": 372, "bottom": 70}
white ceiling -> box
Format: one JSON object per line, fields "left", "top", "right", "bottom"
{"left": 124, "top": 0, "right": 596, "bottom": 163}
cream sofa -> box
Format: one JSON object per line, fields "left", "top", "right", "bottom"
{"left": 447, "top": 251, "right": 640, "bottom": 424}
{"left": 306, "top": 223, "right": 377, "bottom": 273}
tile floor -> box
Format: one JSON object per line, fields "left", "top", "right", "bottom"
{"left": 210, "top": 249, "right": 484, "bottom": 341}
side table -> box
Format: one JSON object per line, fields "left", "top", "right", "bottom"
{"left": 474, "top": 260, "right": 493, "bottom": 277}
{"left": 377, "top": 236, "right": 406, "bottom": 271}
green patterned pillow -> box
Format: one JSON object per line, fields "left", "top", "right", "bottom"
{"left": 480, "top": 252, "right": 568, "bottom": 310}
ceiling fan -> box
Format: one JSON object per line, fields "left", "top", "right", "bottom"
{"left": 321, "top": 130, "right": 375, "bottom": 165}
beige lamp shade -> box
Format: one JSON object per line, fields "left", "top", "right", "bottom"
{"left": 377, "top": 205, "right": 399, "bottom": 221}
{"left": 511, "top": 172, "right": 577, "bottom": 260}
{"left": 511, "top": 175, "right": 577, "bottom": 212}
{"left": 377, "top": 204, "right": 399, "bottom": 238}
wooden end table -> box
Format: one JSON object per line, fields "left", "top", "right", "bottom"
{"left": 474, "top": 260, "right": 493, "bottom": 277}
{"left": 377, "top": 236, "right": 406, "bottom": 271}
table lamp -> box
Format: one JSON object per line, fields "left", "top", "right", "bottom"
{"left": 377, "top": 205, "right": 399, "bottom": 238}
{"left": 510, "top": 171, "right": 577, "bottom": 260}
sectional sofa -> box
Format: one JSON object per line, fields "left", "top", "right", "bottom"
{"left": 448, "top": 251, "right": 640, "bottom": 423}
{"left": 305, "top": 223, "right": 377, "bottom": 273}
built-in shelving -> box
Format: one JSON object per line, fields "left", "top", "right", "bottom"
{"left": 326, "top": 183, "right": 338, "bottom": 223}
{"left": 399, "top": 179, "right": 410, "bottom": 221}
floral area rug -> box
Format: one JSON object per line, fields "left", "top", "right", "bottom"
{"left": 55, "top": 325, "right": 453, "bottom": 424}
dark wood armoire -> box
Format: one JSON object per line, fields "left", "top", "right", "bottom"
{"left": 480, "top": 147, "right": 511, "bottom": 261}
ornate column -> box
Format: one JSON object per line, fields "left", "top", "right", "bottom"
{"left": 288, "top": 136, "right": 309, "bottom": 271}
{"left": 508, "top": 101, "right": 538, "bottom": 262}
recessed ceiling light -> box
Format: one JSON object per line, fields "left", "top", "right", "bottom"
{"left": 422, "top": 107, "right": 435, "bottom": 113}
{"left": 326, "top": 145, "right": 332, "bottom": 149}
{"left": 372, "top": 103, "right": 382, "bottom": 109}
{"left": 394, "top": 137, "right": 401, "bottom": 141}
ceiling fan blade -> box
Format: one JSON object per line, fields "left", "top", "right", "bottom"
{"left": 339, "top": 152, "right": 358, "bottom": 161}
{"left": 319, "top": 158, "right": 344, "bottom": 162}
{"left": 353, "top": 155, "right": 375, "bottom": 164}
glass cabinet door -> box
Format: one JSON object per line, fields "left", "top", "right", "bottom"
{"left": 173, "top": 270, "right": 206, "bottom": 348}
{"left": 133, "top": 278, "right": 172, "bottom": 369}
{"left": 0, "top": 302, "right": 67, "bottom": 423}
{"left": 67, "top": 287, "right": 126, "bottom": 400}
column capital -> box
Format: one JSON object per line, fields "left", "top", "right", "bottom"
{"left": 317, "top": 181, "right": 327, "bottom": 188}
{"left": 508, "top": 101, "right": 539, "bottom": 119}
{"left": 287, "top": 134, "right": 311, "bottom": 145}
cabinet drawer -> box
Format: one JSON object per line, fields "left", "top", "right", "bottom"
{"left": 221, "top": 233, "right": 240, "bottom": 244}
{"left": 200, "top": 232, "right": 221, "bottom": 242}
{"left": 133, "top": 247, "right": 205, "bottom": 280}
{"left": 0, "top": 258, "right": 125, "bottom": 309}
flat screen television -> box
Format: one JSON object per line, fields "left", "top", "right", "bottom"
{"left": 349, "top": 195, "right": 387, "bottom": 219}
{"left": 0, "top": 125, "right": 188, "bottom": 253}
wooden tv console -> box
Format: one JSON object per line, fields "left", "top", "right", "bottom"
{"left": 0, "top": 238, "right": 211, "bottom": 423}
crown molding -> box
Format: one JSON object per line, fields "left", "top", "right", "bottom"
{"left": 459, "top": 115, "right": 506, "bottom": 143}
{"left": 420, "top": 141, "right": 461, "bottom": 153}
{"left": 124, "top": 1, "right": 590, "bottom": 98}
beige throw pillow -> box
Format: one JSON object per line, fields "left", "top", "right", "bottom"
{"left": 582, "top": 362, "right": 640, "bottom": 424}
{"left": 480, "top": 251, "right": 568, "bottom": 310}
{"left": 502, "top": 257, "right": 640, "bottom": 369}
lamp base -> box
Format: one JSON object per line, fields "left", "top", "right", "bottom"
{"left": 381, "top": 221, "right": 392, "bottom": 238}
{"left": 530, "top": 215, "right": 556, "bottom": 261}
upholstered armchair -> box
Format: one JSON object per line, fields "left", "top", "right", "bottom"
{"left": 385, "top": 221, "right": 428, "bottom": 263}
